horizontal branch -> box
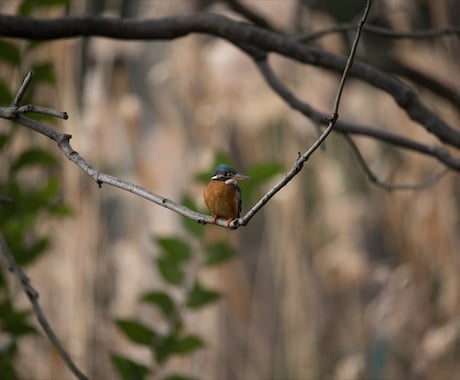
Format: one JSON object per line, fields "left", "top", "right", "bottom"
{"left": 299, "top": 22, "right": 460, "bottom": 43}
{"left": 0, "top": 13, "right": 459, "bottom": 149}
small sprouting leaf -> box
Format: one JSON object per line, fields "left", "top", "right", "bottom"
{"left": 156, "top": 257, "right": 184, "bottom": 286}
{"left": 116, "top": 319, "right": 157, "bottom": 345}
{"left": 141, "top": 291, "right": 175, "bottom": 318}
{"left": 155, "top": 334, "right": 204, "bottom": 364}
{"left": 0, "top": 39, "right": 21, "bottom": 66}
{"left": 186, "top": 281, "right": 221, "bottom": 309}
{"left": 11, "top": 148, "right": 58, "bottom": 173}
{"left": 111, "top": 353, "right": 150, "bottom": 380}
{"left": 156, "top": 237, "right": 191, "bottom": 262}
{"left": 204, "top": 240, "right": 235, "bottom": 266}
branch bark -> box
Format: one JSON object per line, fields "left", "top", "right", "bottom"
{"left": 0, "top": 12, "right": 459, "bottom": 148}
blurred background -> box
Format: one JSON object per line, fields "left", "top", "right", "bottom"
{"left": 1, "top": 0, "right": 460, "bottom": 379}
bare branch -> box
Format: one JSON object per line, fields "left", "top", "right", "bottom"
{"left": 299, "top": 23, "right": 460, "bottom": 43}
{"left": 225, "top": 0, "right": 278, "bottom": 31}
{"left": 0, "top": 13, "right": 459, "bottom": 148}
{"left": 253, "top": 55, "right": 460, "bottom": 172}
{"left": 12, "top": 69, "right": 33, "bottom": 107}
{"left": 238, "top": 0, "right": 372, "bottom": 226}
{"left": 0, "top": 233, "right": 89, "bottom": 380}
{"left": 342, "top": 134, "right": 450, "bottom": 191}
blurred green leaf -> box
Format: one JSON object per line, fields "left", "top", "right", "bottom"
{"left": 0, "top": 80, "right": 13, "bottom": 104}
{"left": 11, "top": 148, "right": 58, "bottom": 173}
{"left": 0, "top": 301, "right": 36, "bottom": 336}
{"left": 15, "top": 236, "right": 50, "bottom": 266}
{"left": 141, "top": 291, "right": 176, "bottom": 318}
{"left": 0, "top": 133, "right": 11, "bottom": 152}
{"left": 116, "top": 319, "right": 157, "bottom": 345}
{"left": 204, "top": 240, "right": 235, "bottom": 266}
{"left": 156, "top": 257, "right": 184, "bottom": 286}
{"left": 19, "top": 0, "right": 69, "bottom": 16}
{"left": 181, "top": 195, "right": 205, "bottom": 238}
{"left": 31, "top": 63, "right": 55, "bottom": 84}
{"left": 186, "top": 281, "right": 220, "bottom": 309}
{"left": 0, "top": 40, "right": 21, "bottom": 66}
{"left": 155, "top": 334, "right": 204, "bottom": 364}
{"left": 247, "top": 162, "right": 284, "bottom": 183}
{"left": 48, "top": 203, "right": 74, "bottom": 217}
{"left": 156, "top": 237, "right": 191, "bottom": 262}
{"left": 164, "top": 374, "right": 197, "bottom": 380}
{"left": 0, "top": 340, "right": 19, "bottom": 380}
{"left": 111, "top": 353, "right": 150, "bottom": 380}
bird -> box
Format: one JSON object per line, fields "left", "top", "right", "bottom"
{"left": 203, "top": 164, "right": 250, "bottom": 226}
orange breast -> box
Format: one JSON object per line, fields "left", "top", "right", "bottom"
{"left": 204, "top": 180, "right": 239, "bottom": 220}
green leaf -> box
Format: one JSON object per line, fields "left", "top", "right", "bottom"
{"left": 31, "top": 63, "right": 55, "bottom": 84}
{"left": 116, "top": 319, "right": 157, "bottom": 346}
{"left": 247, "top": 162, "right": 284, "bottom": 183}
{"left": 204, "top": 240, "right": 235, "bottom": 266}
{"left": 156, "top": 257, "right": 184, "bottom": 286}
{"left": 0, "top": 133, "right": 11, "bottom": 152}
{"left": 11, "top": 148, "right": 58, "bottom": 173}
{"left": 156, "top": 237, "right": 191, "bottom": 262}
{"left": 48, "top": 203, "right": 74, "bottom": 217}
{"left": 155, "top": 334, "right": 204, "bottom": 364}
{"left": 0, "top": 39, "right": 21, "bottom": 66}
{"left": 141, "top": 291, "right": 175, "bottom": 318}
{"left": 15, "top": 236, "right": 50, "bottom": 266}
{"left": 19, "top": 0, "right": 69, "bottom": 16}
{"left": 186, "top": 281, "right": 220, "bottom": 309}
{"left": 164, "top": 374, "right": 197, "bottom": 380}
{"left": 111, "top": 353, "right": 150, "bottom": 380}
{"left": 181, "top": 195, "right": 204, "bottom": 238}
{"left": 0, "top": 80, "right": 13, "bottom": 104}
{"left": 0, "top": 301, "right": 37, "bottom": 336}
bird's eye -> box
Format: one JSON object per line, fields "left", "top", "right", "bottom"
{"left": 225, "top": 172, "right": 231, "bottom": 176}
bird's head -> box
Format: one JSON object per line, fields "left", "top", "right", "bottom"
{"left": 211, "top": 164, "right": 250, "bottom": 185}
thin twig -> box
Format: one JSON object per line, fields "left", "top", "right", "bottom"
{"left": 239, "top": 0, "right": 372, "bottom": 226}
{"left": 0, "top": 233, "right": 89, "bottom": 380}
{"left": 342, "top": 133, "right": 450, "bottom": 191}
{"left": 12, "top": 69, "right": 34, "bottom": 107}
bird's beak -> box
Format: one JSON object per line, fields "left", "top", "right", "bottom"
{"left": 233, "top": 174, "right": 250, "bottom": 181}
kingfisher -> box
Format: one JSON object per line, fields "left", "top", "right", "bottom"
{"left": 204, "top": 164, "right": 250, "bottom": 226}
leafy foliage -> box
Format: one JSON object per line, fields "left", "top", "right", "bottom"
{"left": 0, "top": 2, "right": 71, "bottom": 379}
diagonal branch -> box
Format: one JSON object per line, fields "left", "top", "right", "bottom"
{"left": 0, "top": 233, "right": 89, "bottom": 380}
{"left": 253, "top": 56, "right": 460, "bottom": 172}
{"left": 239, "top": 0, "right": 372, "bottom": 226}
{"left": 341, "top": 133, "right": 450, "bottom": 191}
{"left": 0, "top": 13, "right": 459, "bottom": 148}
